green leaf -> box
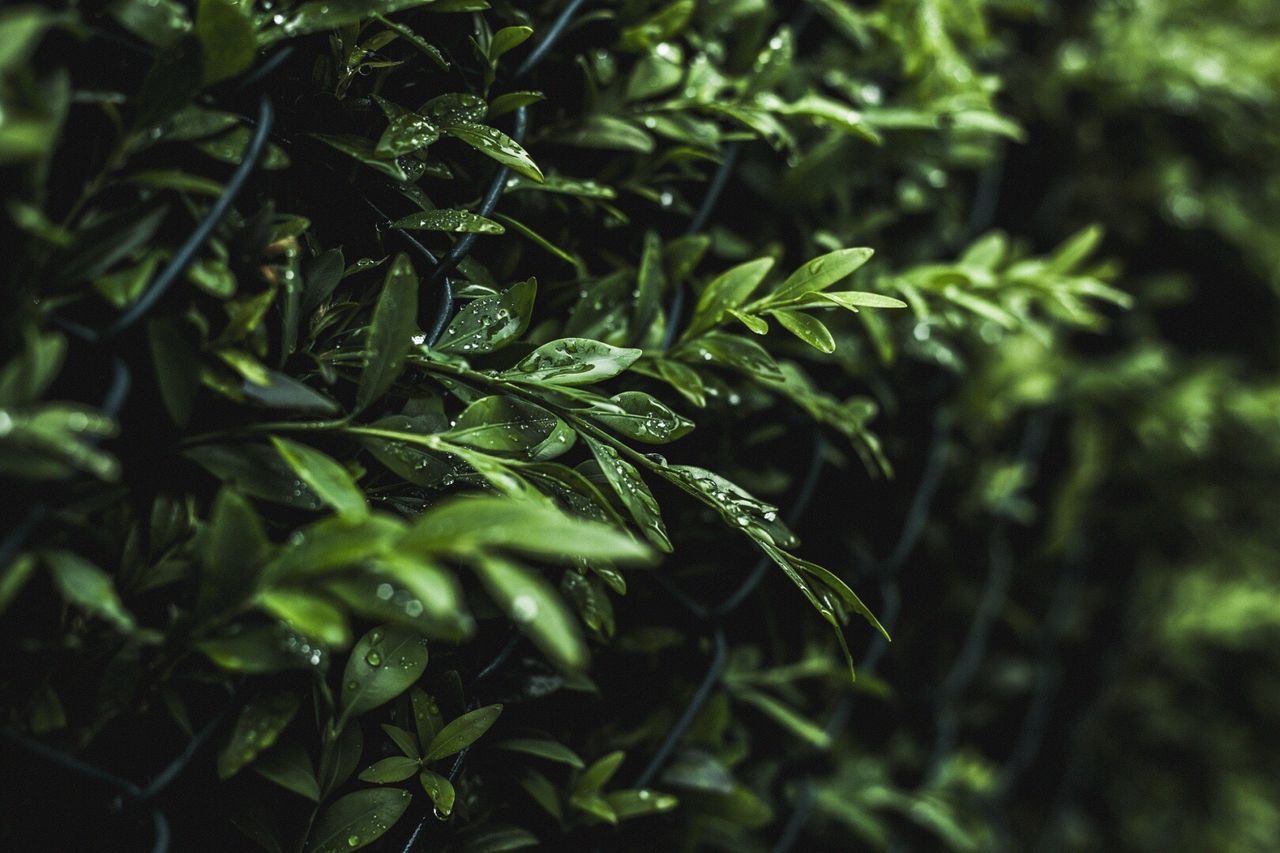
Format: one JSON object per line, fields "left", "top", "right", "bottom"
{"left": 475, "top": 555, "right": 589, "bottom": 672}
{"left": 43, "top": 551, "right": 136, "bottom": 632}
{"left": 358, "top": 756, "right": 420, "bottom": 783}
{"left": 813, "top": 290, "right": 908, "bottom": 311}
{"left": 257, "top": 590, "right": 352, "bottom": 647}
{"left": 196, "top": 487, "right": 269, "bottom": 617}
{"left": 411, "top": 688, "right": 444, "bottom": 749}
{"left": 419, "top": 769, "right": 457, "bottom": 816}
{"left": 575, "top": 750, "right": 625, "bottom": 795}
{"left": 356, "top": 253, "right": 418, "bottom": 413}
{"left": 442, "top": 123, "right": 544, "bottom": 182}
{"left": 519, "top": 768, "right": 563, "bottom": 819}
{"left": 254, "top": 741, "right": 321, "bottom": 801}
{"left": 317, "top": 720, "right": 363, "bottom": 797}
{"left": 108, "top": 0, "right": 190, "bottom": 50}
{"left": 381, "top": 724, "right": 420, "bottom": 758}
{"left": 196, "top": 0, "right": 256, "bottom": 84}
{"left": 279, "top": 0, "right": 437, "bottom": 36}
{"left": 489, "top": 26, "right": 533, "bottom": 62}
{"left": 391, "top": 209, "right": 504, "bottom": 235}
{"left": 734, "top": 687, "right": 831, "bottom": 748}
{"left": 494, "top": 738, "right": 585, "bottom": 769}
{"left": 436, "top": 277, "right": 536, "bottom": 355}
{"left": 505, "top": 338, "right": 642, "bottom": 386}
{"left": 375, "top": 113, "right": 440, "bottom": 158}
{"left": 270, "top": 437, "right": 367, "bottom": 522}
{"left": 606, "top": 789, "right": 680, "bottom": 819}
{"left": 337, "top": 625, "right": 429, "bottom": 729}
{"left": 445, "top": 396, "right": 575, "bottom": 459}
{"left": 188, "top": 444, "right": 325, "bottom": 510}
{"left": 584, "top": 436, "right": 671, "bottom": 553}
{"left": 618, "top": 0, "right": 694, "bottom": 51}
{"left": 218, "top": 691, "right": 301, "bottom": 779}
{"left": 685, "top": 257, "right": 775, "bottom": 338}
{"left": 772, "top": 309, "right": 836, "bottom": 353}
{"left": 425, "top": 704, "right": 503, "bottom": 761}
{"left": 304, "top": 788, "right": 411, "bottom": 853}
{"left": 373, "top": 15, "right": 448, "bottom": 69}
{"left": 770, "top": 248, "right": 876, "bottom": 304}
{"left": 728, "top": 308, "right": 769, "bottom": 334}
{"left": 590, "top": 391, "right": 694, "bottom": 444}
{"left": 403, "top": 495, "right": 653, "bottom": 565}
{"left": 312, "top": 134, "right": 408, "bottom": 180}
{"left": 198, "top": 624, "right": 331, "bottom": 674}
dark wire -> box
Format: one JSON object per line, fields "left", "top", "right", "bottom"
{"left": 105, "top": 96, "right": 275, "bottom": 340}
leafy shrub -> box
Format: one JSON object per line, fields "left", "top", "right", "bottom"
{"left": 2, "top": 0, "right": 1276, "bottom": 851}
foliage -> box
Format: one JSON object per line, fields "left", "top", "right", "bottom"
{"left": 2, "top": 0, "right": 1276, "bottom": 850}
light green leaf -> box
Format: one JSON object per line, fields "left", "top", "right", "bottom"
{"left": 270, "top": 436, "right": 367, "bottom": 521}
{"left": 772, "top": 309, "right": 836, "bottom": 353}
{"left": 814, "top": 290, "right": 908, "bottom": 311}
{"left": 403, "top": 495, "right": 653, "bottom": 565}
{"left": 475, "top": 555, "right": 588, "bottom": 672}
{"left": 685, "top": 257, "right": 775, "bottom": 338}
{"left": 257, "top": 590, "right": 351, "bottom": 648}
{"left": 770, "top": 248, "right": 875, "bottom": 304}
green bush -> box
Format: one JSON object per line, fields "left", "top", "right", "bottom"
{"left": 3, "top": 0, "right": 1277, "bottom": 850}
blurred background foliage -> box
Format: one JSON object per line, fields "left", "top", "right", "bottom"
{"left": 2, "top": 0, "right": 1278, "bottom": 850}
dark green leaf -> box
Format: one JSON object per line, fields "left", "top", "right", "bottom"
{"left": 338, "top": 625, "right": 429, "bottom": 729}
{"left": 304, "top": 788, "right": 411, "bottom": 853}
{"left": 425, "top": 704, "right": 502, "bottom": 761}
{"left": 356, "top": 253, "right": 418, "bottom": 413}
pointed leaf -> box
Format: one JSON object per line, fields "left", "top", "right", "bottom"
{"left": 338, "top": 625, "right": 429, "bottom": 729}
{"left": 356, "top": 253, "right": 418, "bottom": 413}
{"left": 425, "top": 704, "right": 502, "bottom": 761}
{"left": 271, "top": 436, "right": 367, "bottom": 521}
{"left": 304, "top": 788, "right": 411, "bottom": 853}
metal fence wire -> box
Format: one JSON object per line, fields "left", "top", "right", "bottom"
{"left": 1, "top": 3, "right": 1066, "bottom": 851}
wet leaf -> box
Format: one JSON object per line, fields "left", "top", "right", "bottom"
{"left": 442, "top": 123, "right": 543, "bottom": 182}
{"left": 338, "top": 625, "right": 429, "bottom": 729}
{"left": 218, "top": 691, "right": 301, "bottom": 779}
{"left": 436, "top": 277, "right": 536, "bottom": 355}
{"left": 304, "top": 788, "right": 411, "bottom": 853}
{"left": 356, "top": 253, "right": 418, "bottom": 413}
{"left": 425, "top": 704, "right": 502, "bottom": 761}
{"left": 270, "top": 436, "right": 367, "bottom": 521}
